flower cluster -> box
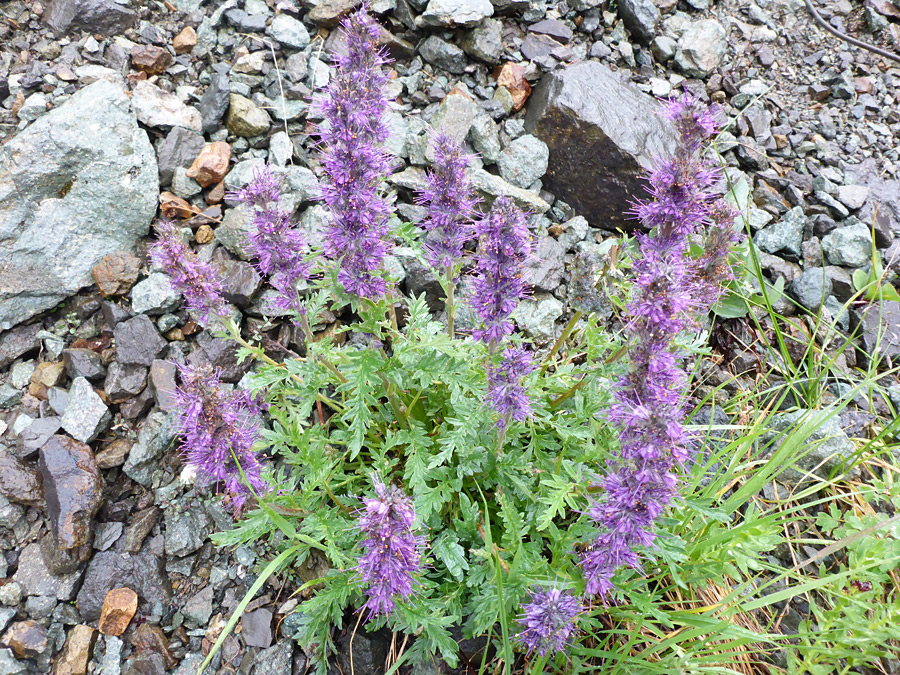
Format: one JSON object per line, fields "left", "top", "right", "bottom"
{"left": 356, "top": 477, "right": 423, "bottom": 618}
{"left": 417, "top": 131, "right": 478, "bottom": 272}
{"left": 150, "top": 220, "right": 227, "bottom": 326}
{"left": 579, "top": 95, "right": 742, "bottom": 599}
{"left": 314, "top": 7, "right": 394, "bottom": 299}
{"left": 516, "top": 585, "right": 582, "bottom": 657}
{"left": 172, "top": 362, "right": 268, "bottom": 514}
{"left": 486, "top": 345, "right": 536, "bottom": 431}
{"left": 470, "top": 196, "right": 532, "bottom": 345}
{"left": 228, "top": 166, "right": 311, "bottom": 315}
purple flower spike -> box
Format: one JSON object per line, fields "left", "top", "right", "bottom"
{"left": 470, "top": 197, "right": 532, "bottom": 345}
{"left": 172, "top": 363, "right": 269, "bottom": 514}
{"left": 314, "top": 7, "right": 394, "bottom": 300}
{"left": 356, "top": 477, "right": 424, "bottom": 618}
{"left": 418, "top": 131, "right": 479, "bottom": 271}
{"left": 578, "top": 95, "right": 743, "bottom": 600}
{"left": 227, "top": 166, "right": 312, "bottom": 315}
{"left": 486, "top": 346, "right": 536, "bottom": 430}
{"left": 151, "top": 220, "right": 228, "bottom": 327}
{"left": 516, "top": 586, "right": 582, "bottom": 657}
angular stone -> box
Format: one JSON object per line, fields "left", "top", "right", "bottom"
{"left": 524, "top": 236, "right": 565, "bottom": 291}
{"left": 122, "top": 412, "right": 175, "bottom": 487}
{"left": 853, "top": 301, "right": 900, "bottom": 365}
{"left": 95, "top": 439, "right": 132, "bottom": 469}
{"left": 29, "top": 361, "right": 67, "bottom": 400}
{"left": 13, "top": 543, "right": 82, "bottom": 600}
{"left": 420, "top": 36, "right": 467, "bottom": 74}
{"left": 92, "top": 252, "right": 142, "bottom": 298}
{"left": 63, "top": 349, "right": 106, "bottom": 381}
{"left": 199, "top": 71, "right": 231, "bottom": 135}
{"left": 104, "top": 362, "right": 148, "bottom": 404}
{"left": 0, "top": 324, "right": 41, "bottom": 369}
{"left": 514, "top": 292, "right": 563, "bottom": 340}
{"left": 675, "top": 20, "right": 727, "bottom": 77}
{"left": 131, "top": 80, "right": 202, "bottom": 132}
{"left": 149, "top": 360, "right": 178, "bottom": 412}
{"left": 0, "top": 448, "right": 43, "bottom": 506}
{"left": 189, "top": 332, "right": 251, "bottom": 383}
{"left": 39, "top": 435, "right": 103, "bottom": 549}
{"left": 52, "top": 625, "right": 96, "bottom": 675}
{"left": 173, "top": 26, "right": 198, "bottom": 54}
{"left": 495, "top": 62, "right": 531, "bottom": 111}
{"left": 469, "top": 168, "right": 551, "bottom": 214}
{"left": 125, "top": 506, "right": 159, "bottom": 553}
{"left": 1, "top": 620, "right": 48, "bottom": 658}
{"left": 266, "top": 13, "right": 310, "bottom": 49}
{"left": 529, "top": 18, "right": 573, "bottom": 43}
{"left": 216, "top": 259, "right": 262, "bottom": 307}
{"left": 186, "top": 142, "right": 232, "bottom": 188}
{"left": 45, "top": 0, "right": 136, "bottom": 36}
{"left": 114, "top": 315, "right": 167, "bottom": 367}
{"left": 307, "top": 0, "right": 360, "bottom": 26}
{"left": 130, "top": 45, "right": 172, "bottom": 76}
{"left": 822, "top": 221, "right": 873, "bottom": 268}
{"left": 753, "top": 205, "right": 804, "bottom": 259}
{"left": 183, "top": 585, "right": 214, "bottom": 626}
{"left": 419, "top": 0, "right": 493, "bottom": 27}
{"left": 0, "top": 81, "right": 157, "bottom": 331}
{"left": 131, "top": 273, "right": 180, "bottom": 315}
{"left": 226, "top": 94, "right": 271, "bottom": 138}
{"left": 497, "top": 134, "right": 549, "bottom": 189}
{"left": 462, "top": 19, "right": 503, "bottom": 64}
{"left": 617, "top": 0, "right": 659, "bottom": 44}
{"left": 524, "top": 61, "right": 676, "bottom": 229}
{"left": 76, "top": 548, "right": 171, "bottom": 622}
{"left": 157, "top": 127, "right": 205, "bottom": 187}
{"left": 252, "top": 641, "right": 293, "bottom": 675}
{"left": 791, "top": 267, "right": 831, "bottom": 310}
{"left": 61, "top": 377, "right": 110, "bottom": 443}
{"left": 164, "top": 508, "right": 210, "bottom": 558}
{"left": 242, "top": 608, "right": 273, "bottom": 648}
{"left": 429, "top": 89, "right": 478, "bottom": 145}
{"left": 17, "top": 413, "right": 61, "bottom": 458}
{"left": 762, "top": 410, "right": 858, "bottom": 484}
{"left": 98, "top": 588, "right": 138, "bottom": 636}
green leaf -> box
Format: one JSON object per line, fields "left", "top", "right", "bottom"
{"left": 536, "top": 475, "right": 575, "bottom": 531}
{"left": 433, "top": 532, "right": 470, "bottom": 581}
{"left": 711, "top": 291, "right": 749, "bottom": 319}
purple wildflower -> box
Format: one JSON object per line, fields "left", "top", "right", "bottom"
{"left": 516, "top": 586, "right": 582, "bottom": 657}
{"left": 578, "top": 95, "right": 743, "bottom": 598}
{"left": 313, "top": 7, "right": 394, "bottom": 299}
{"left": 470, "top": 197, "right": 532, "bottom": 345}
{"left": 171, "top": 362, "right": 268, "bottom": 514}
{"left": 417, "top": 131, "right": 478, "bottom": 271}
{"left": 356, "top": 477, "right": 424, "bottom": 618}
{"left": 486, "top": 346, "right": 536, "bottom": 430}
{"left": 151, "top": 220, "right": 228, "bottom": 326}
{"left": 227, "top": 166, "right": 311, "bottom": 315}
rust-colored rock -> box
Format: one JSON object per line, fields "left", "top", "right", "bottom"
{"left": 0, "top": 448, "right": 43, "bottom": 506}
{"left": 39, "top": 435, "right": 103, "bottom": 550}
{"left": 29, "top": 361, "right": 66, "bottom": 399}
{"left": 130, "top": 44, "right": 173, "bottom": 75}
{"left": 92, "top": 252, "right": 141, "bottom": 297}
{"left": 206, "top": 180, "right": 225, "bottom": 204}
{"left": 186, "top": 142, "right": 231, "bottom": 188}
{"left": 2, "top": 620, "right": 49, "bottom": 658}
{"left": 131, "top": 623, "right": 177, "bottom": 669}
{"left": 494, "top": 62, "right": 531, "bottom": 112}
{"left": 173, "top": 26, "right": 197, "bottom": 55}
{"left": 98, "top": 587, "right": 139, "bottom": 636}
{"left": 53, "top": 625, "right": 96, "bottom": 675}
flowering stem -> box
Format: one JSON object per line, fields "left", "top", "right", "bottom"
{"left": 444, "top": 265, "right": 456, "bottom": 340}
{"left": 540, "top": 311, "right": 583, "bottom": 375}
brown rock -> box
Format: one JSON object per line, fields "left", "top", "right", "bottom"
{"left": 186, "top": 142, "right": 231, "bottom": 188}
{"left": 195, "top": 224, "right": 214, "bottom": 244}
{"left": 95, "top": 439, "right": 132, "bottom": 469}
{"left": 494, "top": 62, "right": 531, "bottom": 111}
{"left": 173, "top": 26, "right": 197, "bottom": 55}
{"left": 0, "top": 448, "right": 43, "bottom": 506}
{"left": 2, "top": 620, "right": 49, "bottom": 658}
{"left": 39, "top": 435, "right": 103, "bottom": 550}
{"left": 92, "top": 252, "right": 141, "bottom": 297}
{"left": 131, "top": 623, "right": 176, "bottom": 669}
{"left": 130, "top": 45, "right": 173, "bottom": 75}
{"left": 53, "top": 625, "right": 96, "bottom": 675}
{"left": 206, "top": 180, "right": 226, "bottom": 204}
{"left": 98, "top": 587, "right": 139, "bottom": 636}
{"left": 29, "top": 361, "right": 67, "bottom": 399}
{"left": 125, "top": 506, "right": 159, "bottom": 553}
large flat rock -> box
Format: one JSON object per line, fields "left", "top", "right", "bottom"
{"left": 524, "top": 61, "right": 677, "bottom": 230}
{"left": 0, "top": 80, "right": 158, "bottom": 330}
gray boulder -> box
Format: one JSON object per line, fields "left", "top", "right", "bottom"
{"left": 618, "top": 0, "right": 659, "bottom": 44}
{"left": 524, "top": 61, "right": 677, "bottom": 230}
{"left": 45, "top": 0, "right": 137, "bottom": 35}
{"left": 0, "top": 80, "right": 158, "bottom": 330}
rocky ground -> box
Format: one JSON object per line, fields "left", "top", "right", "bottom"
{"left": 0, "top": 0, "right": 899, "bottom": 672}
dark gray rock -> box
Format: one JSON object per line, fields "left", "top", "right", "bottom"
{"left": 39, "top": 435, "right": 103, "bottom": 550}
{"left": 122, "top": 411, "right": 175, "bottom": 487}
{"left": 617, "top": 0, "right": 659, "bottom": 44}
{"left": 217, "top": 259, "right": 262, "bottom": 308}
{"left": 75, "top": 546, "right": 171, "bottom": 621}
{"left": 157, "top": 128, "right": 205, "bottom": 187}
{"left": 338, "top": 628, "right": 390, "bottom": 675}
{"left": 462, "top": 19, "right": 503, "bottom": 64}
{"left": 104, "top": 362, "right": 148, "bottom": 404}
{"left": 0, "top": 324, "right": 41, "bottom": 369}
{"left": 200, "top": 71, "right": 231, "bottom": 135}
{"left": 529, "top": 18, "right": 573, "bottom": 42}
{"left": 0, "top": 80, "right": 157, "bottom": 331}
{"left": 114, "top": 315, "right": 167, "bottom": 367}
{"left": 524, "top": 236, "right": 565, "bottom": 291}
{"left": 183, "top": 585, "right": 214, "bottom": 626}
{"left": 791, "top": 267, "right": 831, "bottom": 311}
{"left": 45, "top": 0, "right": 137, "bottom": 35}
{"left": 63, "top": 348, "right": 106, "bottom": 381}
{"left": 420, "top": 36, "right": 468, "bottom": 74}
{"left": 242, "top": 609, "right": 273, "bottom": 648}
{"left": 16, "top": 416, "right": 62, "bottom": 458}
{"left": 0, "top": 448, "right": 43, "bottom": 506}
{"left": 524, "top": 61, "right": 676, "bottom": 230}
{"left": 164, "top": 508, "right": 211, "bottom": 558}
{"left": 753, "top": 206, "right": 804, "bottom": 259}
{"left": 13, "top": 543, "right": 81, "bottom": 600}
{"left": 252, "top": 641, "right": 294, "bottom": 675}
{"left": 822, "top": 221, "right": 873, "bottom": 267}
{"left": 149, "top": 360, "right": 178, "bottom": 412}
{"left": 497, "top": 135, "right": 549, "bottom": 189}
{"left": 189, "top": 333, "right": 251, "bottom": 383}
{"left": 852, "top": 301, "right": 900, "bottom": 366}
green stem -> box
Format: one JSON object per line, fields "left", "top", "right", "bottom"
{"left": 378, "top": 373, "right": 409, "bottom": 429}
{"left": 549, "top": 375, "right": 588, "bottom": 408}
{"left": 444, "top": 264, "right": 456, "bottom": 340}
{"left": 540, "top": 310, "right": 582, "bottom": 375}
